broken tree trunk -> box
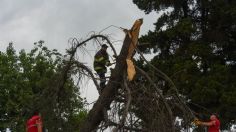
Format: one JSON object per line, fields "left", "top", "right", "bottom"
{"left": 79, "top": 19, "right": 143, "bottom": 132}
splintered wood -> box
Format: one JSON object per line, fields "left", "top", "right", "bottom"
{"left": 126, "top": 19, "right": 142, "bottom": 81}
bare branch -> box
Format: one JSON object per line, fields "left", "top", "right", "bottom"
{"left": 113, "top": 73, "right": 132, "bottom": 132}
{"left": 136, "top": 66, "right": 175, "bottom": 132}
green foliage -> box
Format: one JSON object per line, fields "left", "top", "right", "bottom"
{"left": 133, "top": 0, "right": 236, "bottom": 129}
{"left": 0, "top": 42, "right": 86, "bottom": 131}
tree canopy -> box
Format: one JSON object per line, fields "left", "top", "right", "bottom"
{"left": 133, "top": 0, "right": 236, "bottom": 129}
{"left": 0, "top": 42, "right": 86, "bottom": 131}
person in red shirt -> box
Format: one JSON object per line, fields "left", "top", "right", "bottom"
{"left": 195, "top": 113, "right": 220, "bottom": 132}
{"left": 26, "top": 111, "right": 43, "bottom": 132}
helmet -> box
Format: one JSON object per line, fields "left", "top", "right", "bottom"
{"left": 102, "top": 44, "right": 108, "bottom": 48}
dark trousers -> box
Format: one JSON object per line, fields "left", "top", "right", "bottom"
{"left": 98, "top": 72, "right": 106, "bottom": 91}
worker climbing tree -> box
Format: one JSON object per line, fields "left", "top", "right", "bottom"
{"left": 93, "top": 44, "right": 111, "bottom": 92}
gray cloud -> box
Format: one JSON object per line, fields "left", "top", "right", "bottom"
{"left": 0, "top": 0, "right": 159, "bottom": 52}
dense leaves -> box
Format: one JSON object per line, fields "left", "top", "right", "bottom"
{"left": 0, "top": 42, "right": 86, "bottom": 131}
{"left": 133, "top": 0, "right": 236, "bottom": 129}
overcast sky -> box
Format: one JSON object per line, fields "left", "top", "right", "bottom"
{"left": 0, "top": 0, "right": 161, "bottom": 107}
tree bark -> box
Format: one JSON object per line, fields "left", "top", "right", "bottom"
{"left": 79, "top": 19, "right": 143, "bottom": 132}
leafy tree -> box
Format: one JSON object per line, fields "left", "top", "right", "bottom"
{"left": 0, "top": 42, "right": 86, "bottom": 131}
{"left": 133, "top": 0, "right": 236, "bottom": 129}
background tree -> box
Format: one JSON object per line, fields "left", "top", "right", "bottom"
{"left": 133, "top": 0, "right": 236, "bottom": 129}
{"left": 0, "top": 42, "right": 86, "bottom": 132}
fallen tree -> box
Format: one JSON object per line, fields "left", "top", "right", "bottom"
{"left": 55, "top": 19, "right": 195, "bottom": 132}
